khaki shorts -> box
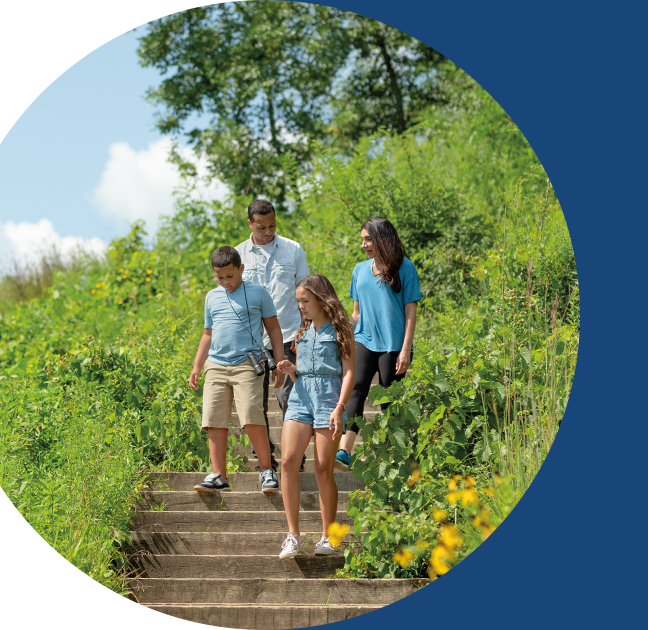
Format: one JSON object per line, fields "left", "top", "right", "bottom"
{"left": 202, "top": 360, "right": 266, "bottom": 429}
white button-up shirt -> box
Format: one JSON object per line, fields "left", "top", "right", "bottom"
{"left": 236, "top": 233, "right": 310, "bottom": 345}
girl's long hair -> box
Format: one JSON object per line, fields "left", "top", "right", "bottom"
{"left": 362, "top": 216, "right": 405, "bottom": 293}
{"left": 294, "top": 274, "right": 354, "bottom": 360}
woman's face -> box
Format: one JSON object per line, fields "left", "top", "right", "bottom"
{"left": 296, "top": 286, "right": 325, "bottom": 321}
{"left": 360, "top": 228, "right": 375, "bottom": 258}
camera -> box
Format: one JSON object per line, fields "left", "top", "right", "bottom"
{"left": 248, "top": 347, "right": 277, "bottom": 376}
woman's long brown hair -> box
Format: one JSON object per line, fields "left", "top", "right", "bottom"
{"left": 294, "top": 274, "right": 354, "bottom": 360}
{"left": 362, "top": 216, "right": 406, "bottom": 293}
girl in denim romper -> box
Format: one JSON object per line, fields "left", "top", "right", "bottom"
{"left": 275, "top": 274, "right": 355, "bottom": 558}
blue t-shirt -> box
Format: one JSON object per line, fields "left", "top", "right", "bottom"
{"left": 349, "top": 258, "right": 422, "bottom": 353}
{"left": 204, "top": 281, "right": 277, "bottom": 366}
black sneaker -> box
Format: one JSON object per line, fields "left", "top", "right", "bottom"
{"left": 194, "top": 473, "right": 231, "bottom": 493}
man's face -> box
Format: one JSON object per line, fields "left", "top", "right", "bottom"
{"left": 247, "top": 211, "right": 277, "bottom": 245}
{"left": 213, "top": 263, "right": 244, "bottom": 292}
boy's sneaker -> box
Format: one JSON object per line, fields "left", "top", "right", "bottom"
{"left": 334, "top": 449, "right": 351, "bottom": 472}
{"left": 194, "top": 473, "right": 231, "bottom": 493}
{"left": 279, "top": 533, "right": 305, "bottom": 559}
{"left": 314, "top": 536, "right": 337, "bottom": 555}
{"left": 259, "top": 468, "right": 279, "bottom": 493}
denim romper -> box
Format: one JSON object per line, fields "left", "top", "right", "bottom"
{"left": 284, "top": 322, "right": 348, "bottom": 430}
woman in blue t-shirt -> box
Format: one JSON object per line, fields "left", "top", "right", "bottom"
{"left": 335, "top": 217, "right": 421, "bottom": 470}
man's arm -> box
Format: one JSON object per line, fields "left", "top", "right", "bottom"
{"left": 262, "top": 315, "right": 285, "bottom": 388}
{"left": 189, "top": 328, "right": 212, "bottom": 390}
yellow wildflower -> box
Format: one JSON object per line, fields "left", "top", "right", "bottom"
{"left": 91, "top": 290, "right": 95, "bottom": 294}
{"left": 118, "top": 300, "right": 123, "bottom": 305}
{"left": 429, "top": 544, "right": 451, "bottom": 575}
{"left": 101, "top": 282, "right": 106, "bottom": 286}
{"left": 439, "top": 525, "right": 462, "bottom": 551}
{"left": 122, "top": 275, "right": 127, "bottom": 279}
{"left": 447, "top": 491, "right": 461, "bottom": 504}
{"left": 484, "top": 486, "right": 495, "bottom": 496}
{"left": 95, "top": 283, "right": 101, "bottom": 288}
{"left": 495, "top": 473, "right": 503, "bottom": 486}
{"left": 327, "top": 522, "right": 349, "bottom": 547}
{"left": 146, "top": 277, "right": 151, "bottom": 282}
{"left": 432, "top": 509, "right": 447, "bottom": 522}
{"left": 407, "top": 469, "right": 420, "bottom": 486}
{"left": 448, "top": 478, "right": 458, "bottom": 491}
{"left": 415, "top": 539, "right": 430, "bottom": 550}
{"left": 146, "top": 269, "right": 152, "bottom": 274}
{"left": 119, "top": 268, "right": 123, "bottom": 272}
{"left": 461, "top": 488, "right": 479, "bottom": 506}
{"left": 464, "top": 475, "right": 476, "bottom": 487}
{"left": 393, "top": 549, "right": 415, "bottom": 568}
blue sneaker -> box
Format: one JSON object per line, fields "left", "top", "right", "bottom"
{"left": 194, "top": 473, "right": 231, "bottom": 493}
{"left": 260, "top": 468, "right": 279, "bottom": 493}
{"left": 334, "top": 449, "right": 351, "bottom": 472}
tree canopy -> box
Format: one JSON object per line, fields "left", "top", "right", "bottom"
{"left": 137, "top": 1, "right": 448, "bottom": 209}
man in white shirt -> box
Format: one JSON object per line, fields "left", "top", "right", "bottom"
{"left": 236, "top": 199, "right": 310, "bottom": 470}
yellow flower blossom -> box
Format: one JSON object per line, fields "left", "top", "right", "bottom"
{"left": 464, "top": 475, "right": 476, "bottom": 487}
{"left": 448, "top": 478, "right": 458, "bottom": 491}
{"left": 146, "top": 269, "right": 152, "bottom": 274}
{"left": 95, "top": 283, "right": 101, "bottom": 288}
{"left": 495, "top": 473, "right": 503, "bottom": 486}
{"left": 145, "top": 277, "right": 151, "bottom": 282}
{"left": 415, "top": 539, "right": 430, "bottom": 550}
{"left": 122, "top": 275, "right": 127, "bottom": 279}
{"left": 439, "top": 525, "right": 462, "bottom": 551}
{"left": 118, "top": 300, "right": 123, "bottom": 305}
{"left": 461, "top": 488, "right": 479, "bottom": 506}
{"left": 407, "top": 469, "right": 420, "bottom": 486}
{"left": 327, "top": 522, "right": 349, "bottom": 547}
{"left": 393, "top": 549, "right": 415, "bottom": 568}
{"left": 429, "top": 544, "right": 451, "bottom": 575}
{"left": 91, "top": 290, "right": 95, "bottom": 294}
{"left": 484, "top": 486, "right": 495, "bottom": 496}
{"left": 432, "top": 509, "right": 447, "bottom": 522}
{"left": 119, "top": 268, "right": 123, "bottom": 272}
{"left": 447, "top": 491, "right": 461, "bottom": 504}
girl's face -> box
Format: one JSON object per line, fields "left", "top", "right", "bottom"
{"left": 296, "top": 286, "right": 325, "bottom": 321}
{"left": 360, "top": 228, "right": 375, "bottom": 259}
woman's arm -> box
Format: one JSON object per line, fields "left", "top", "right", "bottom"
{"left": 349, "top": 301, "right": 360, "bottom": 328}
{"left": 396, "top": 302, "right": 417, "bottom": 375}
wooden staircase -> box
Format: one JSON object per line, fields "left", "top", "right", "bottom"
{"left": 128, "top": 379, "right": 427, "bottom": 628}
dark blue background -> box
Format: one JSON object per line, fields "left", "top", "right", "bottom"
{"left": 308, "top": 0, "right": 646, "bottom": 628}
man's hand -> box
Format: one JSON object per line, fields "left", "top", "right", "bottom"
{"left": 290, "top": 340, "right": 297, "bottom": 353}
{"left": 189, "top": 366, "right": 201, "bottom": 390}
{"left": 273, "top": 369, "right": 285, "bottom": 389}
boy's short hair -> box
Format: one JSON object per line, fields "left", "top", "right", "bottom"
{"left": 248, "top": 199, "right": 275, "bottom": 223}
{"left": 211, "top": 246, "right": 241, "bottom": 269}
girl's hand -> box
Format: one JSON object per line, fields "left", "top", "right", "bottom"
{"left": 329, "top": 406, "right": 344, "bottom": 439}
{"left": 395, "top": 348, "right": 411, "bottom": 375}
{"left": 276, "top": 360, "right": 296, "bottom": 374}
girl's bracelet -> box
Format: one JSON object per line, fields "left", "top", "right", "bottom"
{"left": 335, "top": 402, "right": 346, "bottom": 410}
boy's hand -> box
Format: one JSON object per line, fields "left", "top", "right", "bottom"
{"left": 189, "top": 367, "right": 201, "bottom": 390}
{"left": 329, "top": 406, "right": 344, "bottom": 439}
{"left": 273, "top": 370, "right": 285, "bottom": 388}
{"left": 276, "top": 360, "right": 296, "bottom": 374}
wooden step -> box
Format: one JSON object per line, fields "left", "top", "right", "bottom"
{"left": 146, "top": 472, "right": 365, "bottom": 492}
{"left": 130, "top": 577, "right": 428, "bottom": 604}
{"left": 127, "top": 532, "right": 352, "bottom": 556}
{"left": 130, "top": 554, "right": 345, "bottom": 579}
{"left": 136, "top": 491, "right": 352, "bottom": 512}
{"left": 131, "top": 510, "right": 354, "bottom": 533}
{"left": 142, "top": 603, "right": 380, "bottom": 629}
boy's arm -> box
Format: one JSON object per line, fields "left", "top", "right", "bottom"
{"left": 262, "top": 315, "right": 285, "bottom": 388}
{"left": 189, "top": 328, "right": 212, "bottom": 390}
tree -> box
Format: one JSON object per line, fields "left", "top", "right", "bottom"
{"left": 138, "top": 1, "right": 448, "bottom": 209}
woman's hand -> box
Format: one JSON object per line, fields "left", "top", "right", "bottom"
{"left": 276, "top": 360, "right": 296, "bottom": 374}
{"left": 395, "top": 348, "right": 411, "bottom": 375}
{"left": 329, "top": 406, "right": 344, "bottom": 439}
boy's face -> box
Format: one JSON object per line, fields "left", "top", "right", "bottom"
{"left": 213, "top": 263, "right": 244, "bottom": 292}
{"left": 247, "top": 211, "right": 277, "bottom": 245}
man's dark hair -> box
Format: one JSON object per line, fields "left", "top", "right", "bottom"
{"left": 211, "top": 246, "right": 241, "bottom": 269}
{"left": 248, "top": 199, "right": 275, "bottom": 223}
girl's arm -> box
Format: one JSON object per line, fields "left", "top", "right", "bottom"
{"left": 349, "top": 301, "right": 360, "bottom": 328}
{"left": 329, "top": 344, "right": 355, "bottom": 438}
{"left": 396, "top": 302, "right": 417, "bottom": 375}
{"left": 189, "top": 328, "right": 212, "bottom": 390}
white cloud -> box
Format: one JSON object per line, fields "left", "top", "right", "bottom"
{"left": 0, "top": 218, "right": 106, "bottom": 274}
{"left": 90, "top": 138, "right": 230, "bottom": 235}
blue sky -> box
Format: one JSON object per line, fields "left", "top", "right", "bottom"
{"left": 0, "top": 26, "right": 223, "bottom": 271}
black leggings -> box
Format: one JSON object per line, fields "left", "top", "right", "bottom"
{"left": 347, "top": 342, "right": 410, "bottom": 434}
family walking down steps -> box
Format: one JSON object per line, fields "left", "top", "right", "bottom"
{"left": 129, "top": 200, "right": 424, "bottom": 627}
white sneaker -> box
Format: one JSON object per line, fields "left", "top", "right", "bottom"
{"left": 314, "top": 536, "right": 336, "bottom": 555}
{"left": 279, "top": 533, "right": 305, "bottom": 559}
